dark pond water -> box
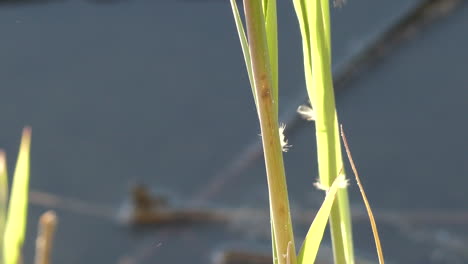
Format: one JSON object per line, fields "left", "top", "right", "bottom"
{"left": 0, "top": 0, "right": 466, "bottom": 263}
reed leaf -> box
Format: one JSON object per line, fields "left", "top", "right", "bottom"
{"left": 3, "top": 127, "right": 32, "bottom": 264}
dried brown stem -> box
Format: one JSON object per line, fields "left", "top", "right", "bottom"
{"left": 34, "top": 210, "right": 58, "bottom": 264}
{"left": 340, "top": 125, "right": 384, "bottom": 264}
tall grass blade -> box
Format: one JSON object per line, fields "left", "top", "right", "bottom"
{"left": 297, "top": 174, "right": 347, "bottom": 264}
{"left": 340, "top": 125, "right": 385, "bottom": 264}
{"left": 292, "top": 0, "right": 313, "bottom": 104}
{"left": 292, "top": 0, "right": 355, "bottom": 263}
{"left": 229, "top": 0, "right": 257, "bottom": 108}
{"left": 3, "top": 127, "right": 32, "bottom": 264}
{"left": 0, "top": 151, "right": 7, "bottom": 264}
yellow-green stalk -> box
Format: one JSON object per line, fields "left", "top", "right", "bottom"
{"left": 292, "top": 0, "right": 355, "bottom": 263}
{"left": 0, "top": 151, "right": 7, "bottom": 263}
{"left": 242, "top": 1, "right": 296, "bottom": 263}
{"left": 3, "top": 127, "right": 32, "bottom": 264}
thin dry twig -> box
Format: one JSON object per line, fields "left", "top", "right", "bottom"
{"left": 340, "top": 124, "right": 385, "bottom": 264}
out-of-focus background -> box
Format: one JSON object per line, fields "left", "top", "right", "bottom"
{"left": 0, "top": 0, "right": 467, "bottom": 263}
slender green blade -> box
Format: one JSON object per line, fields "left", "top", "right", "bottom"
{"left": 261, "top": 3, "right": 280, "bottom": 260}
{"left": 0, "top": 151, "right": 8, "bottom": 264}
{"left": 297, "top": 175, "right": 347, "bottom": 264}
{"left": 230, "top": 2, "right": 279, "bottom": 262}
{"left": 320, "top": 0, "right": 331, "bottom": 57}
{"left": 229, "top": 0, "right": 257, "bottom": 109}
{"left": 292, "top": 0, "right": 313, "bottom": 103}
{"left": 262, "top": 0, "right": 278, "bottom": 116}
{"left": 270, "top": 217, "right": 278, "bottom": 264}
{"left": 3, "top": 127, "right": 32, "bottom": 264}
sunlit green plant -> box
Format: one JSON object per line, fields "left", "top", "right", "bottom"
{"left": 229, "top": 1, "right": 386, "bottom": 263}
{"left": 1, "top": 127, "right": 32, "bottom": 264}
{"left": 292, "top": 0, "right": 355, "bottom": 263}
{"left": 229, "top": 1, "right": 349, "bottom": 264}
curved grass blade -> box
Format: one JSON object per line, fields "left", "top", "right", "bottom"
{"left": 340, "top": 125, "right": 385, "bottom": 264}
{"left": 3, "top": 127, "right": 32, "bottom": 264}
{"left": 297, "top": 174, "right": 347, "bottom": 264}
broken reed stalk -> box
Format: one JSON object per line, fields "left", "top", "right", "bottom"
{"left": 340, "top": 125, "right": 384, "bottom": 264}
{"left": 34, "top": 211, "right": 58, "bottom": 264}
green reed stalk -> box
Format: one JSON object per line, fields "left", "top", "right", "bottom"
{"left": 242, "top": 1, "right": 296, "bottom": 264}
{"left": 293, "top": 0, "right": 355, "bottom": 263}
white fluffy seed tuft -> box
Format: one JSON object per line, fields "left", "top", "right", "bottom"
{"left": 313, "top": 181, "right": 328, "bottom": 191}
{"left": 279, "top": 123, "right": 291, "bottom": 152}
{"left": 314, "top": 175, "right": 349, "bottom": 191}
{"left": 297, "top": 105, "right": 315, "bottom": 121}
